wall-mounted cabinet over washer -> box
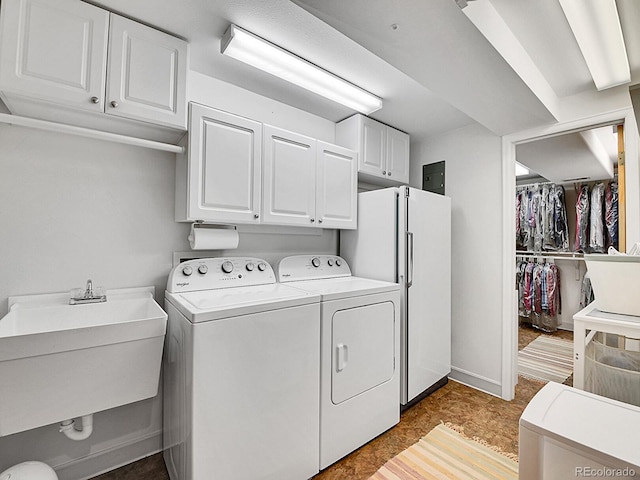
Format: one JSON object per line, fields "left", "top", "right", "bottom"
{"left": 0, "top": 0, "right": 188, "bottom": 134}
{"left": 175, "top": 103, "right": 262, "bottom": 225}
{"left": 263, "top": 125, "right": 357, "bottom": 229}
{"left": 336, "top": 114, "right": 410, "bottom": 186}
{"left": 177, "top": 103, "right": 357, "bottom": 230}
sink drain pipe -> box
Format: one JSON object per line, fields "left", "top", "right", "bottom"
{"left": 59, "top": 414, "right": 94, "bottom": 441}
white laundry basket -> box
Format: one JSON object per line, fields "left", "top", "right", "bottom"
{"left": 586, "top": 332, "right": 640, "bottom": 407}
{"left": 584, "top": 254, "right": 640, "bottom": 316}
{"left": 0, "top": 461, "right": 58, "bottom": 480}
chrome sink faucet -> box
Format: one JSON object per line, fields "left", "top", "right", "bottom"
{"left": 70, "top": 279, "right": 107, "bottom": 305}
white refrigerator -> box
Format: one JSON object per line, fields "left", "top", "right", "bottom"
{"left": 341, "top": 186, "right": 451, "bottom": 406}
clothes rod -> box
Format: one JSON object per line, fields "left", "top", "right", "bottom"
{"left": 516, "top": 251, "right": 585, "bottom": 261}
{"left": 0, "top": 113, "right": 184, "bottom": 154}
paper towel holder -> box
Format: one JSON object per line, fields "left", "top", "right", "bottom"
{"left": 192, "top": 222, "right": 237, "bottom": 231}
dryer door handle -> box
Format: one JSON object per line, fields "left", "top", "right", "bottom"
{"left": 336, "top": 344, "right": 348, "bottom": 372}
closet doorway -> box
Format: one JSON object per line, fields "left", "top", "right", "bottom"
{"left": 500, "top": 107, "right": 638, "bottom": 400}
{"left": 514, "top": 124, "right": 621, "bottom": 386}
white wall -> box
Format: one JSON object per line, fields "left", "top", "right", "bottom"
{"left": 188, "top": 71, "right": 336, "bottom": 143}
{"left": 0, "top": 73, "right": 338, "bottom": 478}
{"left": 410, "top": 123, "right": 504, "bottom": 396}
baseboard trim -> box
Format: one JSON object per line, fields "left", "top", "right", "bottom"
{"left": 449, "top": 367, "right": 502, "bottom": 398}
{"left": 54, "top": 431, "right": 162, "bottom": 480}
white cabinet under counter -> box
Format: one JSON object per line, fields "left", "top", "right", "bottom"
{"left": 0, "top": 0, "right": 188, "bottom": 140}
{"left": 336, "top": 114, "right": 409, "bottom": 185}
{"left": 176, "top": 103, "right": 357, "bottom": 230}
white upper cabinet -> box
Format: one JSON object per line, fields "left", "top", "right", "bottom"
{"left": 0, "top": 0, "right": 109, "bottom": 110}
{"left": 0, "top": 0, "right": 187, "bottom": 132}
{"left": 106, "top": 15, "right": 187, "bottom": 129}
{"left": 176, "top": 104, "right": 262, "bottom": 224}
{"left": 316, "top": 142, "right": 357, "bottom": 229}
{"left": 262, "top": 126, "right": 357, "bottom": 229}
{"left": 262, "top": 125, "right": 317, "bottom": 226}
{"left": 177, "top": 105, "right": 357, "bottom": 229}
{"left": 386, "top": 127, "right": 410, "bottom": 181}
{"left": 360, "top": 117, "right": 386, "bottom": 176}
{"left": 336, "top": 114, "right": 410, "bottom": 185}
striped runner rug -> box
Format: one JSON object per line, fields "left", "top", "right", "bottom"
{"left": 369, "top": 423, "right": 518, "bottom": 480}
{"left": 518, "top": 335, "right": 573, "bottom": 383}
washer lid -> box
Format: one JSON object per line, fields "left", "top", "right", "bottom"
{"left": 166, "top": 283, "right": 319, "bottom": 322}
{"left": 520, "top": 382, "right": 640, "bottom": 467}
{"left": 284, "top": 276, "right": 400, "bottom": 301}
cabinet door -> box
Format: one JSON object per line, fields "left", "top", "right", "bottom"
{"left": 386, "top": 127, "right": 410, "bottom": 184}
{"left": 187, "top": 104, "right": 261, "bottom": 224}
{"left": 316, "top": 142, "right": 357, "bottom": 229}
{"left": 263, "top": 126, "right": 316, "bottom": 226}
{"left": 360, "top": 116, "right": 387, "bottom": 176}
{"left": 106, "top": 14, "right": 188, "bottom": 129}
{"left": 0, "top": 0, "right": 108, "bottom": 111}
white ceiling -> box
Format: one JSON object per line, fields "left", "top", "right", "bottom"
{"left": 516, "top": 126, "right": 618, "bottom": 185}
{"left": 89, "top": 0, "right": 639, "bottom": 175}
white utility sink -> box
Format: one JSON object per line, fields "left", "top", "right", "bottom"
{"left": 0, "top": 286, "right": 167, "bottom": 436}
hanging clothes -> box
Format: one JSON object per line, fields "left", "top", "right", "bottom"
{"left": 516, "top": 183, "right": 569, "bottom": 252}
{"left": 589, "top": 182, "right": 606, "bottom": 253}
{"left": 549, "top": 185, "right": 569, "bottom": 251}
{"left": 575, "top": 184, "right": 590, "bottom": 253}
{"left": 605, "top": 181, "right": 619, "bottom": 250}
{"left": 517, "top": 258, "right": 561, "bottom": 332}
{"left": 580, "top": 271, "right": 595, "bottom": 308}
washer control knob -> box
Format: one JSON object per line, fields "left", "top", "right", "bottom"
{"left": 311, "top": 257, "right": 321, "bottom": 268}
{"left": 221, "top": 261, "right": 234, "bottom": 274}
{"left": 246, "top": 262, "right": 255, "bottom": 272}
{"left": 198, "top": 264, "right": 208, "bottom": 274}
{"left": 335, "top": 258, "right": 342, "bottom": 267}
{"left": 327, "top": 258, "right": 334, "bottom": 266}
{"left": 257, "top": 262, "right": 267, "bottom": 271}
{"left": 182, "top": 265, "right": 193, "bottom": 276}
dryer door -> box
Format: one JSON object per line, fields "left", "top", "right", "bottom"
{"left": 332, "top": 301, "right": 395, "bottom": 404}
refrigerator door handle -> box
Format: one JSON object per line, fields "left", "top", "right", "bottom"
{"left": 407, "top": 231, "right": 414, "bottom": 288}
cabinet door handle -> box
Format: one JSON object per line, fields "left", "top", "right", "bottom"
{"left": 254, "top": 213, "right": 259, "bottom": 219}
{"left": 110, "top": 101, "right": 119, "bottom": 108}
{"left": 318, "top": 218, "right": 323, "bottom": 224}
{"left": 90, "top": 96, "right": 100, "bottom": 104}
{"left": 382, "top": 170, "right": 386, "bottom": 175}
{"left": 388, "top": 172, "right": 392, "bottom": 176}
{"left": 310, "top": 218, "right": 315, "bottom": 223}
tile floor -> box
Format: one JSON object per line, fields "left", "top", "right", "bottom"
{"left": 93, "top": 325, "right": 573, "bottom": 480}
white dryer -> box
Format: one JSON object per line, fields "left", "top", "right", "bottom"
{"left": 277, "top": 255, "right": 401, "bottom": 469}
{"left": 164, "top": 257, "right": 321, "bottom": 480}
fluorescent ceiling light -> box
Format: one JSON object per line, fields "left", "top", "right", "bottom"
{"left": 221, "top": 24, "right": 383, "bottom": 114}
{"left": 559, "top": 0, "right": 630, "bottom": 91}
{"left": 515, "top": 163, "right": 530, "bottom": 177}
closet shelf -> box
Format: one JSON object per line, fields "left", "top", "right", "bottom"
{"left": 0, "top": 113, "right": 184, "bottom": 153}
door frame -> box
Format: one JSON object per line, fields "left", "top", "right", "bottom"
{"left": 500, "top": 106, "right": 638, "bottom": 400}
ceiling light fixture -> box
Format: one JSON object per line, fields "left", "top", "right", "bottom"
{"left": 221, "top": 24, "right": 383, "bottom": 114}
{"left": 559, "top": 0, "right": 630, "bottom": 91}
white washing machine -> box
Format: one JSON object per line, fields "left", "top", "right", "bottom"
{"left": 277, "top": 255, "right": 401, "bottom": 469}
{"left": 164, "top": 257, "right": 321, "bottom": 480}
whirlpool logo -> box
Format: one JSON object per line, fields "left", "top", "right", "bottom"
{"left": 177, "top": 282, "right": 190, "bottom": 287}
